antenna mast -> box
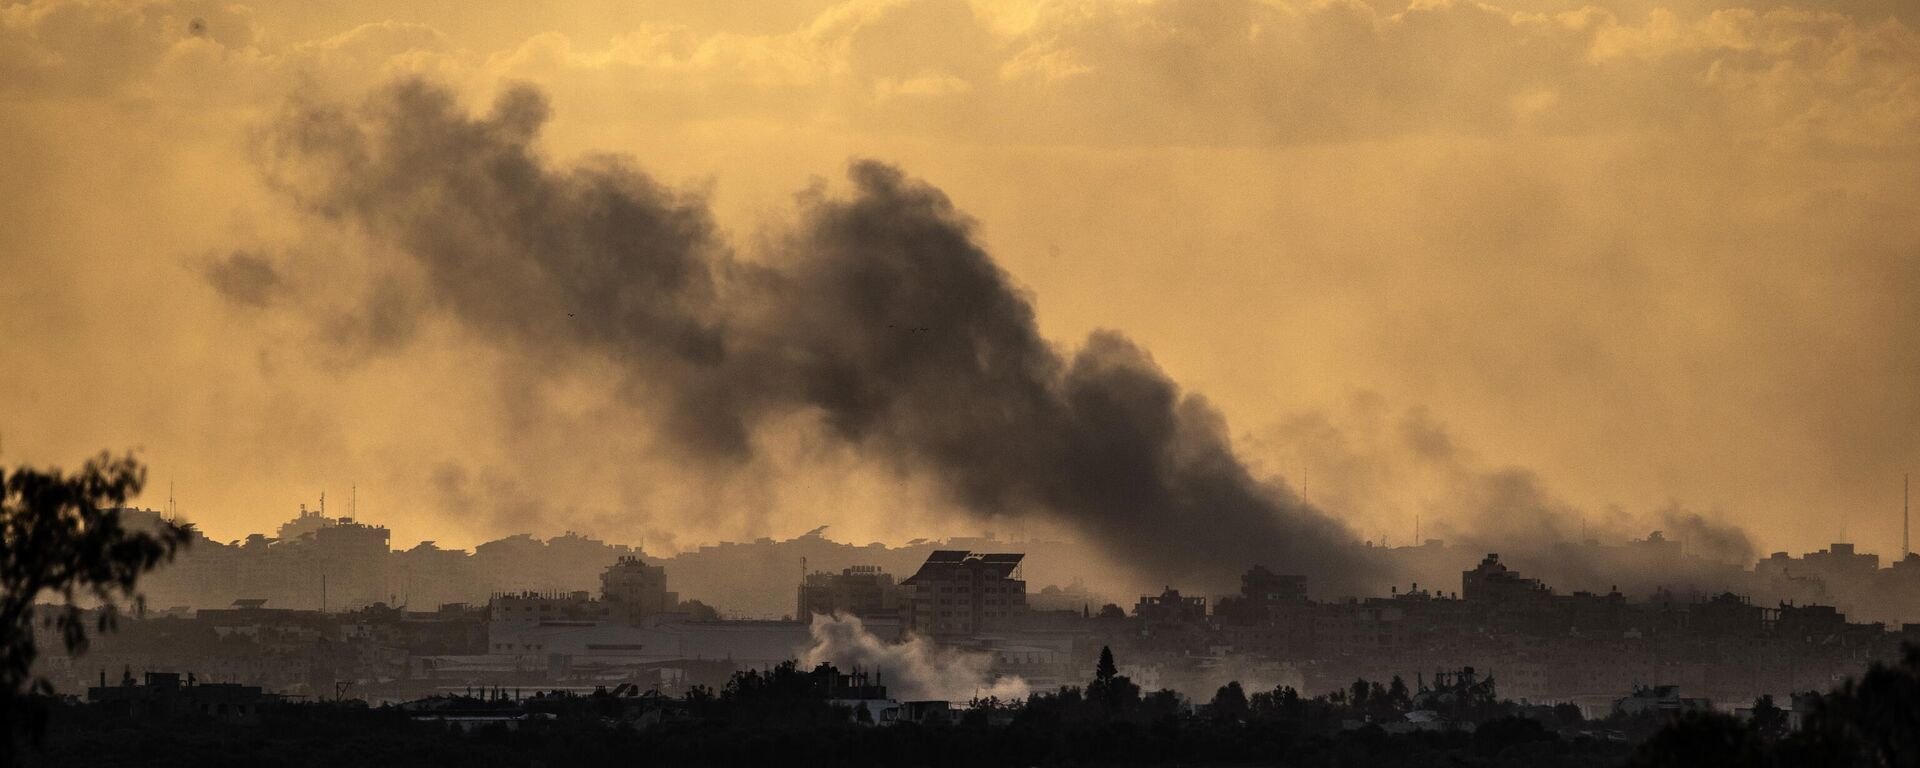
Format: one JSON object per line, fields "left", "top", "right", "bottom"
{"left": 1905, "top": 473, "right": 1910, "bottom": 560}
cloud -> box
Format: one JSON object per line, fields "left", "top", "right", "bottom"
{"left": 200, "top": 251, "right": 283, "bottom": 307}
{"left": 240, "top": 78, "right": 1370, "bottom": 590}
{"left": 1, "top": 0, "right": 1914, "bottom": 571}
{"left": 1247, "top": 391, "right": 1757, "bottom": 565}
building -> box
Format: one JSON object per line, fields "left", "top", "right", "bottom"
{"left": 899, "top": 551, "right": 1026, "bottom": 637}
{"left": 798, "top": 565, "right": 899, "bottom": 619}
{"left": 313, "top": 518, "right": 393, "bottom": 610}
{"left": 87, "top": 671, "right": 279, "bottom": 722}
{"left": 1462, "top": 553, "right": 1551, "bottom": 604}
{"left": 1241, "top": 566, "right": 1308, "bottom": 605}
{"left": 1690, "top": 592, "right": 1764, "bottom": 637}
{"left": 489, "top": 591, "right": 606, "bottom": 633}
{"left": 395, "top": 541, "right": 479, "bottom": 610}
{"left": 1613, "top": 684, "right": 1711, "bottom": 716}
{"left": 602, "top": 556, "right": 677, "bottom": 620}
{"left": 1135, "top": 588, "right": 1207, "bottom": 627}
{"left": 1803, "top": 543, "right": 1880, "bottom": 577}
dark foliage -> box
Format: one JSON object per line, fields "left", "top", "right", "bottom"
{"left": 1626, "top": 643, "right": 1920, "bottom": 767}
{"left": 2, "top": 453, "right": 189, "bottom": 758}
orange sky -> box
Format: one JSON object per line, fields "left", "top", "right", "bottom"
{"left": 2, "top": 0, "right": 1917, "bottom": 566}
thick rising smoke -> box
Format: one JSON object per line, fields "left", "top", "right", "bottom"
{"left": 1251, "top": 394, "right": 1759, "bottom": 594}
{"left": 803, "top": 614, "right": 1027, "bottom": 702}
{"left": 245, "top": 79, "right": 1365, "bottom": 591}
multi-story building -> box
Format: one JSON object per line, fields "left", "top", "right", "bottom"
{"left": 1134, "top": 588, "right": 1206, "bottom": 627}
{"left": 313, "top": 518, "right": 392, "bottom": 610}
{"left": 394, "top": 541, "right": 478, "bottom": 610}
{"left": 1241, "top": 566, "right": 1308, "bottom": 605}
{"left": 797, "top": 565, "right": 898, "bottom": 619}
{"left": 602, "top": 555, "right": 677, "bottom": 620}
{"left": 900, "top": 551, "right": 1026, "bottom": 638}
{"left": 1461, "top": 553, "right": 1551, "bottom": 604}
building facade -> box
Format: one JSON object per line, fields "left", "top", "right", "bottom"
{"left": 900, "top": 551, "right": 1026, "bottom": 637}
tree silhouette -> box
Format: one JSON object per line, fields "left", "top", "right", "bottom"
{"left": 1, "top": 452, "right": 189, "bottom": 754}
{"left": 1798, "top": 643, "right": 1920, "bottom": 765}
{"left": 1086, "top": 646, "right": 1140, "bottom": 717}
{"left": 1387, "top": 675, "right": 1411, "bottom": 710}
{"left": 1628, "top": 711, "right": 1765, "bottom": 767}
{"left": 1209, "top": 681, "right": 1249, "bottom": 722}
{"left": 1747, "top": 694, "right": 1786, "bottom": 743}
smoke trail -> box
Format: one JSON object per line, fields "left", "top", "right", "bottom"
{"left": 1251, "top": 394, "right": 1758, "bottom": 595}
{"left": 244, "top": 78, "right": 1367, "bottom": 591}
{"left": 803, "top": 613, "right": 1028, "bottom": 702}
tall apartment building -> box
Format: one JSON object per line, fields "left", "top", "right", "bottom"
{"left": 899, "top": 551, "right": 1025, "bottom": 638}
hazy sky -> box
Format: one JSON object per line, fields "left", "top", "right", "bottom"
{"left": 3, "top": 0, "right": 1916, "bottom": 568}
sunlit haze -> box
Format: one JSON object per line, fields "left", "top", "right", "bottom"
{"left": 5, "top": 0, "right": 1917, "bottom": 576}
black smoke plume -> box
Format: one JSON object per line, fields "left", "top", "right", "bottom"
{"left": 250, "top": 79, "right": 1364, "bottom": 591}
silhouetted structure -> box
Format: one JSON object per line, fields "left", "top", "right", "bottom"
{"left": 797, "top": 565, "right": 898, "bottom": 619}
{"left": 899, "top": 551, "right": 1026, "bottom": 637}
{"left": 86, "top": 671, "right": 278, "bottom": 722}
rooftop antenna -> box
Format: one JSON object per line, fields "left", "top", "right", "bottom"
{"left": 1415, "top": 513, "right": 1421, "bottom": 544}
{"left": 1904, "top": 473, "right": 1910, "bottom": 560}
{"left": 351, "top": 483, "right": 357, "bottom": 519}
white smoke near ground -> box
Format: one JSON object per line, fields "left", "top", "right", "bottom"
{"left": 802, "top": 613, "right": 1029, "bottom": 703}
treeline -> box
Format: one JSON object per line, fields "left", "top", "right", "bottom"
{"left": 22, "top": 646, "right": 1920, "bottom": 767}
{"left": 21, "top": 700, "right": 1626, "bottom": 768}
{"left": 1630, "top": 644, "right": 1920, "bottom": 767}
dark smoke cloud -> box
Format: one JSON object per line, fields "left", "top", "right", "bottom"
{"left": 1657, "top": 506, "right": 1756, "bottom": 565}
{"left": 201, "top": 251, "right": 283, "bottom": 307}
{"left": 240, "top": 78, "right": 1365, "bottom": 591}
{"left": 263, "top": 80, "right": 745, "bottom": 453}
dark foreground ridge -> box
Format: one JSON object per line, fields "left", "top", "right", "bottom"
{"left": 20, "top": 643, "right": 1920, "bottom": 767}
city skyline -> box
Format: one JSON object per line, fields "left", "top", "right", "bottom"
{"left": 5, "top": 2, "right": 1920, "bottom": 762}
